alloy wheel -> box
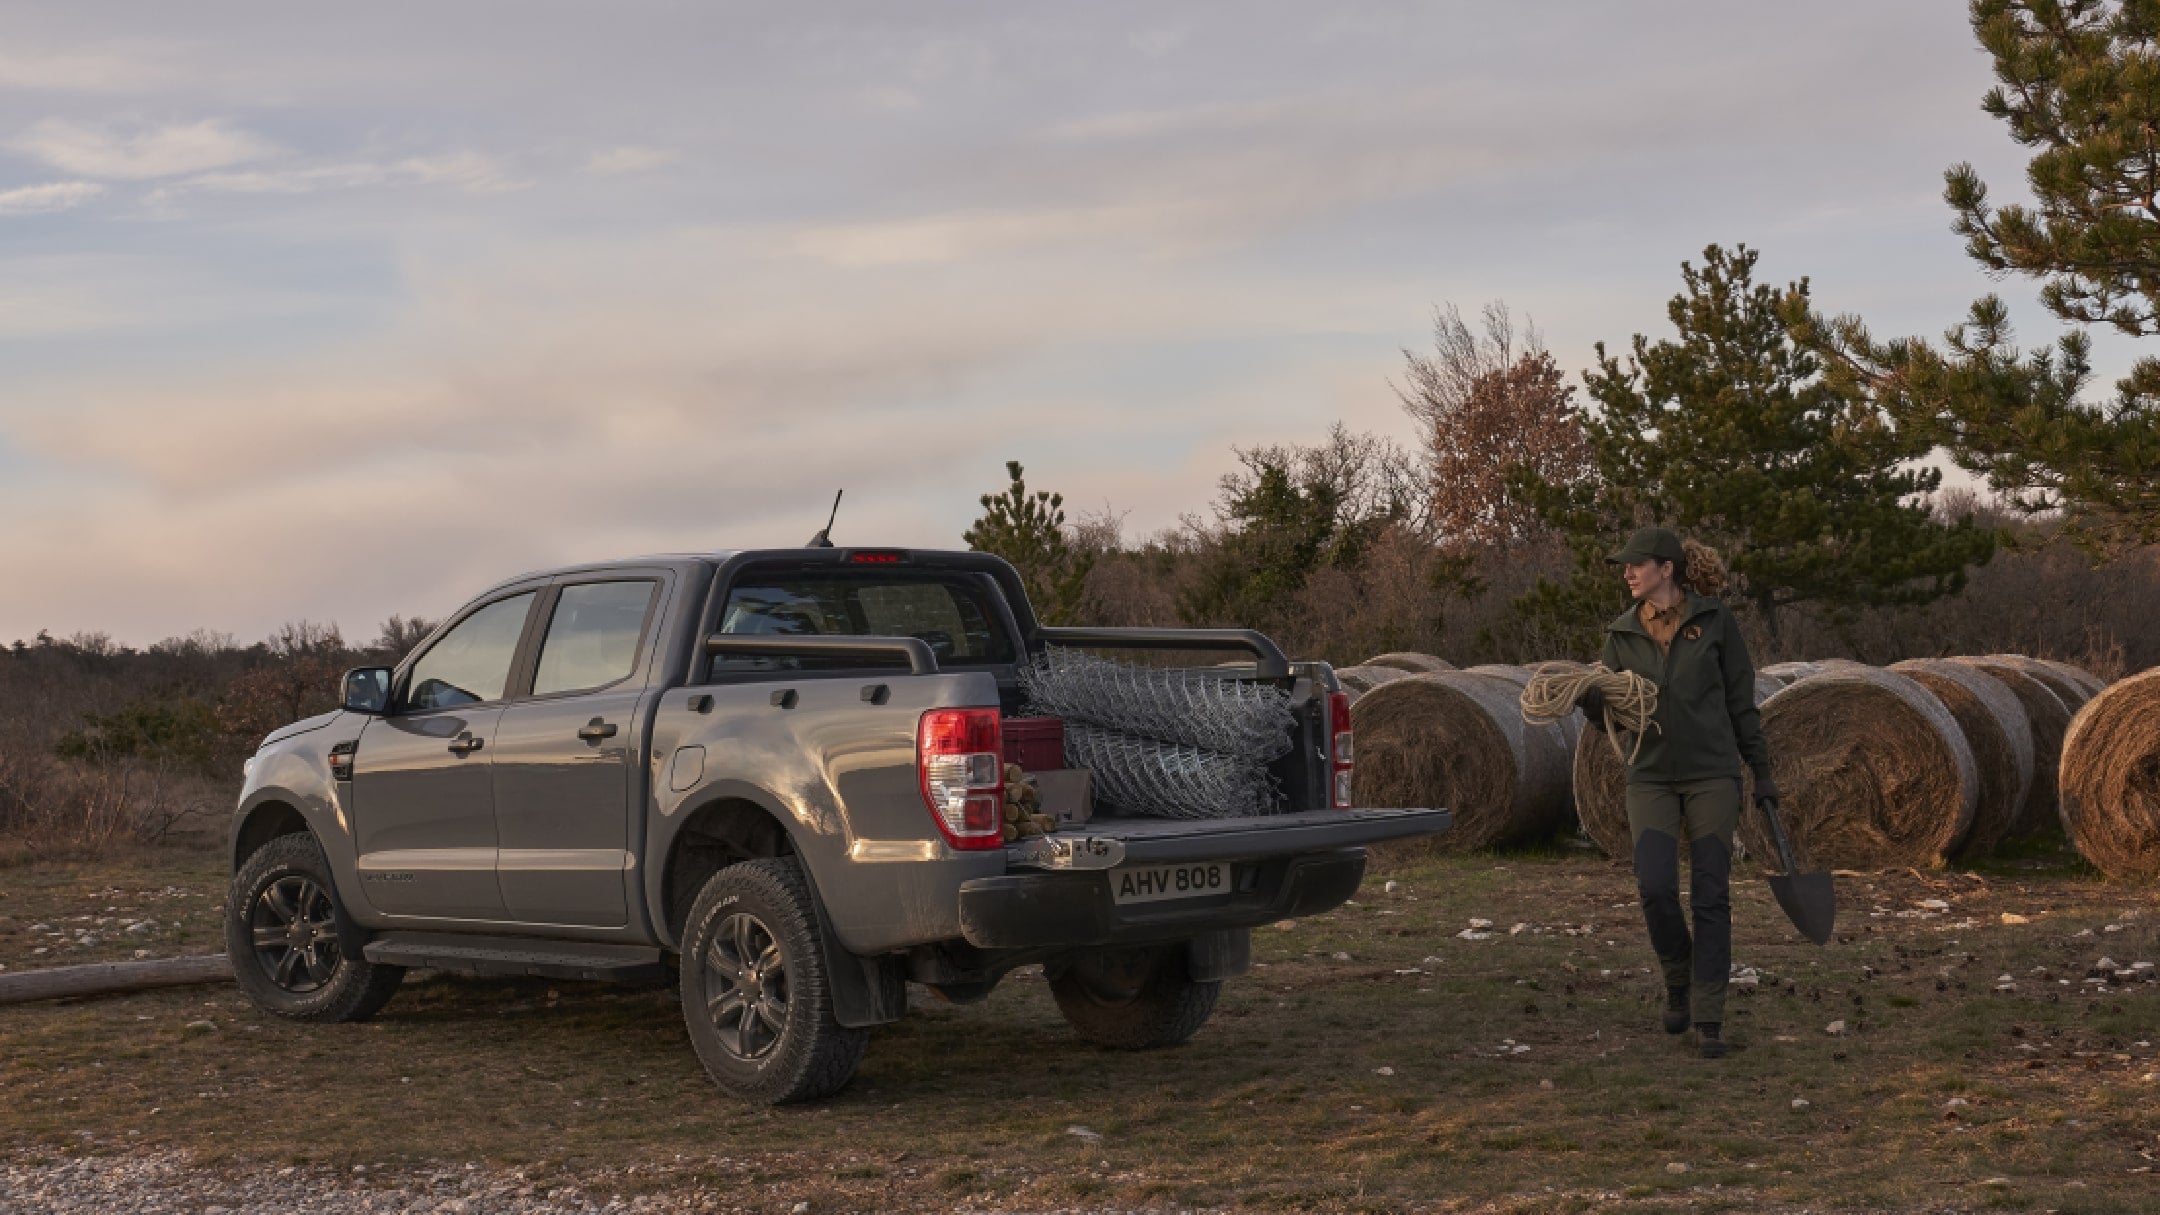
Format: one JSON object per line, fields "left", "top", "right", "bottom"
{"left": 249, "top": 874, "right": 341, "bottom": 993}
{"left": 701, "top": 912, "right": 790, "bottom": 1060}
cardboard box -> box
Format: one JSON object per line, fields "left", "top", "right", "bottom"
{"left": 1032, "top": 768, "right": 1093, "bottom": 826}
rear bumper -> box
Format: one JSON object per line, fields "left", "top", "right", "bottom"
{"left": 956, "top": 847, "right": 1367, "bottom": 950}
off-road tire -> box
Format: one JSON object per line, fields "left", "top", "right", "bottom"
{"left": 1050, "top": 945, "right": 1221, "bottom": 1050}
{"left": 225, "top": 832, "right": 404, "bottom": 1023}
{"left": 678, "top": 857, "right": 867, "bottom": 1105}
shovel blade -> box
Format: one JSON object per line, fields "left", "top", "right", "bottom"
{"left": 1769, "top": 871, "right": 1836, "bottom": 945}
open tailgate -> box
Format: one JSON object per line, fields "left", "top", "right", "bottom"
{"left": 1006, "top": 807, "right": 1449, "bottom": 870}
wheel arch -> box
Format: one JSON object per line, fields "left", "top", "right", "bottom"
{"left": 657, "top": 791, "right": 802, "bottom": 949}
{"left": 231, "top": 797, "right": 313, "bottom": 870}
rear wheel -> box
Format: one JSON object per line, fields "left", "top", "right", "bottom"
{"left": 225, "top": 832, "right": 404, "bottom": 1022}
{"left": 1050, "top": 944, "right": 1220, "bottom": 1050}
{"left": 678, "top": 857, "right": 866, "bottom": 1104}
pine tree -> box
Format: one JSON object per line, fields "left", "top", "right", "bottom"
{"left": 1793, "top": 0, "right": 2160, "bottom": 553}
{"left": 963, "top": 461, "right": 1092, "bottom": 626}
{"left": 1523, "top": 245, "right": 1997, "bottom": 646}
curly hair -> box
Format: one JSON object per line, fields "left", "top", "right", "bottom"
{"left": 1679, "top": 538, "right": 1729, "bottom": 596}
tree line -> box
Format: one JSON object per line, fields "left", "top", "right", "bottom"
{"left": 969, "top": 0, "right": 2160, "bottom": 677}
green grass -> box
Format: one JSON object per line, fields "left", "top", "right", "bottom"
{"left": 2, "top": 841, "right": 2156, "bottom": 1211}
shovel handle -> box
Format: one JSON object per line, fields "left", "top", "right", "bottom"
{"left": 1758, "top": 795, "right": 1801, "bottom": 874}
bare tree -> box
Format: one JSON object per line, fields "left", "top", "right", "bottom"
{"left": 1397, "top": 302, "right": 1592, "bottom": 552}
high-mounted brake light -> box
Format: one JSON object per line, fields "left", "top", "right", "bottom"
{"left": 918, "top": 708, "right": 1005, "bottom": 849}
{"left": 848, "top": 550, "right": 907, "bottom": 564}
{"left": 1327, "top": 690, "right": 1354, "bottom": 809}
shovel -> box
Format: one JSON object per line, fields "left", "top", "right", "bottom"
{"left": 1757, "top": 796, "right": 1835, "bottom": 945}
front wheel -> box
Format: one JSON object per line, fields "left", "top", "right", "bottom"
{"left": 1049, "top": 944, "right": 1220, "bottom": 1050}
{"left": 678, "top": 857, "right": 866, "bottom": 1105}
{"left": 225, "top": 832, "right": 404, "bottom": 1022}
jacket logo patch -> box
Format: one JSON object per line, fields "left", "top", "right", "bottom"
{"left": 1683, "top": 625, "right": 1702, "bottom": 641}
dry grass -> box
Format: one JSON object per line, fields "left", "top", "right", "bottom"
{"left": 3, "top": 840, "right": 2158, "bottom": 1213}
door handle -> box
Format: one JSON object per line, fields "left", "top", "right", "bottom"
{"left": 447, "top": 732, "right": 484, "bottom": 756}
{"left": 578, "top": 718, "right": 618, "bottom": 742}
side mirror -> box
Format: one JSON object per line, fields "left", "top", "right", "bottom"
{"left": 341, "top": 667, "right": 393, "bottom": 715}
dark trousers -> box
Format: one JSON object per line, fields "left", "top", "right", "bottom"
{"left": 1626, "top": 777, "right": 1741, "bottom": 1024}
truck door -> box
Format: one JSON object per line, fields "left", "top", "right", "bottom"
{"left": 489, "top": 577, "right": 663, "bottom": 927}
{"left": 351, "top": 589, "right": 539, "bottom": 920}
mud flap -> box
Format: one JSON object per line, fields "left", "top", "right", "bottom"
{"left": 1186, "top": 928, "right": 1251, "bottom": 982}
{"left": 807, "top": 880, "right": 906, "bottom": 1028}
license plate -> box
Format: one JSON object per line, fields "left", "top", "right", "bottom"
{"left": 1109, "top": 862, "right": 1230, "bottom": 905}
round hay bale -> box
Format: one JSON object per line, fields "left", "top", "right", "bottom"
{"left": 2057, "top": 668, "right": 2160, "bottom": 880}
{"left": 1351, "top": 671, "right": 1571, "bottom": 852}
{"left": 1333, "top": 664, "right": 1408, "bottom": 702}
{"left": 1747, "top": 666, "right": 1979, "bottom": 870}
{"left": 1364, "top": 652, "right": 1454, "bottom": 674}
{"left": 1952, "top": 658, "right": 2072, "bottom": 837}
{"left": 1761, "top": 661, "right": 1827, "bottom": 684}
{"left": 1889, "top": 658, "right": 2034, "bottom": 858}
{"left": 1465, "top": 663, "right": 1530, "bottom": 685}
{"left": 1573, "top": 677, "right": 1776, "bottom": 863}
{"left": 1986, "top": 654, "right": 2101, "bottom": 710}
{"left": 2040, "top": 659, "right": 2107, "bottom": 700}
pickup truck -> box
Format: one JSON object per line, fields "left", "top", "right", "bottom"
{"left": 225, "top": 546, "right": 1449, "bottom": 1103}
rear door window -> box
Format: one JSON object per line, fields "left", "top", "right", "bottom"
{"left": 532, "top": 580, "right": 657, "bottom": 696}
{"left": 405, "top": 592, "right": 537, "bottom": 710}
{"left": 712, "top": 570, "right": 1012, "bottom": 673}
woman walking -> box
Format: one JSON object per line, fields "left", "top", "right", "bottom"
{"left": 1577, "top": 526, "right": 1776, "bottom": 1059}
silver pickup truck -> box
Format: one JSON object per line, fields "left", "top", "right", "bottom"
{"left": 225, "top": 547, "right": 1448, "bottom": 1102}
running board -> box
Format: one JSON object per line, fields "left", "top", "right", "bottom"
{"left": 362, "top": 932, "right": 667, "bottom": 983}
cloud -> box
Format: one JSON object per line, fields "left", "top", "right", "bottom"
{"left": 0, "top": 47, "right": 171, "bottom": 92}
{"left": 150, "top": 151, "right": 525, "bottom": 200}
{"left": 585, "top": 145, "right": 677, "bottom": 175}
{"left": 0, "top": 180, "right": 103, "bottom": 215}
{"left": 9, "top": 117, "right": 274, "bottom": 179}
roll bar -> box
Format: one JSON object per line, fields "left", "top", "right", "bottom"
{"left": 1032, "top": 626, "right": 1291, "bottom": 679}
{"left": 703, "top": 634, "right": 940, "bottom": 676}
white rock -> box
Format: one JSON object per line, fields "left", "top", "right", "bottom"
{"left": 1331, "top": 951, "right": 1351, "bottom": 962}
{"left": 1383, "top": 881, "right": 1399, "bottom": 894}
{"left": 1468, "top": 917, "right": 1493, "bottom": 929}
{"left": 1065, "top": 1125, "right": 1102, "bottom": 1141}
{"left": 1945, "top": 1097, "right": 1968, "bottom": 1107}
{"left": 1456, "top": 930, "right": 1492, "bottom": 941}
{"left": 1374, "top": 1066, "right": 1395, "bottom": 1076}
{"left": 1790, "top": 1098, "right": 1810, "bottom": 1109}
{"left": 1825, "top": 1020, "right": 1846, "bottom": 1035}
{"left": 1918, "top": 899, "right": 1950, "bottom": 910}
{"left": 2097, "top": 957, "right": 2119, "bottom": 970}
{"left": 1665, "top": 1162, "right": 1688, "bottom": 1174}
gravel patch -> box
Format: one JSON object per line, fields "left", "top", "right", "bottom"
{"left": 2, "top": 1152, "right": 728, "bottom": 1214}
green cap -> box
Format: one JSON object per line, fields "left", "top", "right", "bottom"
{"left": 1606, "top": 525, "right": 1685, "bottom": 566}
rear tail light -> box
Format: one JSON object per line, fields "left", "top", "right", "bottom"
{"left": 1328, "top": 690, "right": 1354, "bottom": 809}
{"left": 918, "top": 708, "right": 1005, "bottom": 849}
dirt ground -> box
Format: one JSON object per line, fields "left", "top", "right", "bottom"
{"left": 2, "top": 837, "right": 2156, "bottom": 1213}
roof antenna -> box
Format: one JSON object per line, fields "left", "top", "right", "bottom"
{"left": 805, "top": 489, "right": 843, "bottom": 548}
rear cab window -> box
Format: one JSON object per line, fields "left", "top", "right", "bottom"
{"left": 709, "top": 567, "right": 1015, "bottom": 675}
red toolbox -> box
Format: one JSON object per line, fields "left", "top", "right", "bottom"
{"left": 1001, "top": 716, "right": 1066, "bottom": 771}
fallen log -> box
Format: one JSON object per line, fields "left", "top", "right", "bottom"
{"left": 0, "top": 954, "right": 232, "bottom": 1006}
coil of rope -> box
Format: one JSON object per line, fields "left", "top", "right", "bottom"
{"left": 1519, "top": 661, "right": 1660, "bottom": 765}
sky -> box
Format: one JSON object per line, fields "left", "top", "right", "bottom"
{"left": 0, "top": 3, "right": 2075, "bottom": 646}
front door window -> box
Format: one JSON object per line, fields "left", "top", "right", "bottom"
{"left": 406, "top": 593, "right": 535, "bottom": 710}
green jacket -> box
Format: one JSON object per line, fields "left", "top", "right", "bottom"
{"left": 1597, "top": 593, "right": 1772, "bottom": 786}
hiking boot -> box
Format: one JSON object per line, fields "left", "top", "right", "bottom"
{"left": 1696, "top": 1023, "right": 1728, "bottom": 1059}
{"left": 1661, "top": 985, "right": 1690, "bottom": 1035}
